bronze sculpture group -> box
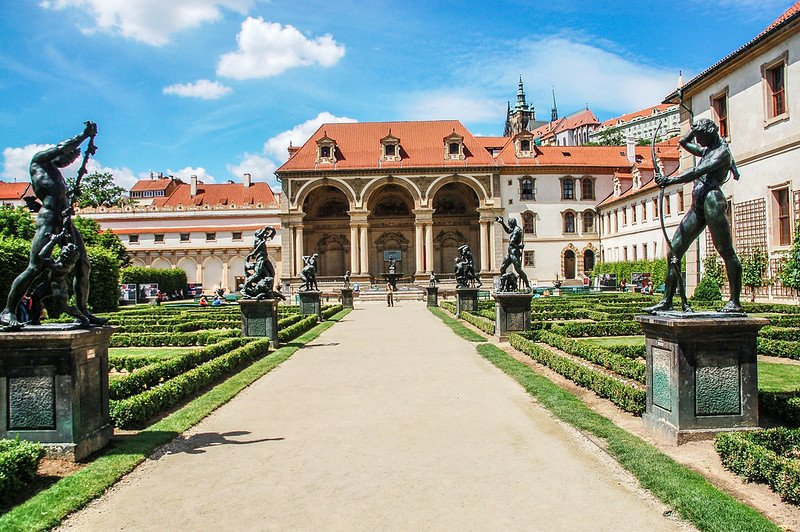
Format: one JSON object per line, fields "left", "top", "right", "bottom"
{"left": 495, "top": 216, "right": 531, "bottom": 292}
{"left": 299, "top": 253, "right": 319, "bottom": 291}
{"left": 454, "top": 244, "right": 481, "bottom": 289}
{"left": 1, "top": 122, "right": 107, "bottom": 330}
{"left": 240, "top": 225, "right": 285, "bottom": 300}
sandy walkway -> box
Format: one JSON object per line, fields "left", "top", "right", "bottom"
{"left": 61, "top": 301, "right": 688, "bottom": 531}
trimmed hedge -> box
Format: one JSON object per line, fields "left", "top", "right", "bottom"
{"left": 510, "top": 333, "right": 645, "bottom": 415}
{"left": 537, "top": 330, "right": 646, "bottom": 384}
{"left": 0, "top": 439, "right": 45, "bottom": 503}
{"left": 120, "top": 266, "right": 188, "bottom": 295}
{"left": 761, "top": 392, "right": 800, "bottom": 426}
{"left": 462, "top": 311, "right": 495, "bottom": 335}
{"left": 110, "top": 329, "right": 240, "bottom": 347}
{"left": 278, "top": 314, "right": 303, "bottom": 328}
{"left": 109, "top": 354, "right": 169, "bottom": 372}
{"left": 321, "top": 305, "right": 344, "bottom": 320}
{"left": 760, "top": 326, "right": 800, "bottom": 342}
{"left": 716, "top": 429, "right": 800, "bottom": 504}
{"left": 110, "top": 339, "right": 270, "bottom": 428}
{"left": 278, "top": 315, "right": 318, "bottom": 343}
{"left": 604, "top": 344, "right": 647, "bottom": 360}
{"left": 549, "top": 321, "right": 641, "bottom": 338}
{"left": 758, "top": 337, "right": 800, "bottom": 360}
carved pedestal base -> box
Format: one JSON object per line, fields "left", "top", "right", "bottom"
{"left": 299, "top": 290, "right": 322, "bottom": 321}
{"left": 494, "top": 292, "right": 533, "bottom": 341}
{"left": 635, "top": 313, "right": 768, "bottom": 444}
{"left": 455, "top": 288, "right": 479, "bottom": 317}
{"left": 426, "top": 286, "right": 439, "bottom": 307}
{"left": 341, "top": 288, "right": 354, "bottom": 309}
{"left": 239, "top": 299, "right": 279, "bottom": 346}
{"left": 0, "top": 326, "right": 115, "bottom": 461}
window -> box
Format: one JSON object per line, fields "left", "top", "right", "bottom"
{"left": 564, "top": 212, "right": 576, "bottom": 234}
{"left": 632, "top": 245, "right": 638, "bottom": 261}
{"left": 522, "top": 212, "right": 535, "bottom": 234}
{"left": 677, "top": 191, "right": 685, "bottom": 213}
{"left": 320, "top": 146, "right": 331, "bottom": 158}
{"left": 581, "top": 178, "right": 594, "bottom": 200}
{"left": 129, "top": 234, "right": 139, "bottom": 244}
{"left": 562, "top": 178, "right": 574, "bottom": 200}
{"left": 232, "top": 231, "right": 243, "bottom": 241}
{"left": 520, "top": 139, "right": 531, "bottom": 152}
{"left": 652, "top": 198, "right": 659, "bottom": 219}
{"left": 520, "top": 177, "right": 535, "bottom": 200}
{"left": 154, "top": 234, "right": 164, "bottom": 243}
{"left": 712, "top": 91, "right": 729, "bottom": 138}
{"left": 523, "top": 250, "right": 535, "bottom": 267}
{"left": 180, "top": 233, "right": 190, "bottom": 242}
{"left": 206, "top": 232, "right": 216, "bottom": 242}
{"left": 449, "top": 142, "right": 460, "bottom": 155}
{"left": 664, "top": 193, "right": 671, "bottom": 216}
{"left": 765, "top": 60, "right": 786, "bottom": 119}
{"left": 774, "top": 188, "right": 792, "bottom": 246}
{"left": 385, "top": 144, "right": 396, "bottom": 156}
{"left": 622, "top": 207, "right": 628, "bottom": 225}
{"left": 583, "top": 211, "right": 595, "bottom": 233}
{"left": 623, "top": 246, "right": 628, "bottom": 261}
{"left": 631, "top": 204, "right": 637, "bottom": 224}
{"left": 643, "top": 243, "right": 648, "bottom": 260}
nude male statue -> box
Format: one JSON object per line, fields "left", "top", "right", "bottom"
{"left": 0, "top": 122, "right": 107, "bottom": 328}
{"left": 495, "top": 216, "right": 531, "bottom": 291}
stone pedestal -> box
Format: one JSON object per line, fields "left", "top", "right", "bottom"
{"left": 426, "top": 286, "right": 439, "bottom": 307}
{"left": 0, "top": 325, "right": 115, "bottom": 461}
{"left": 239, "top": 299, "right": 279, "bottom": 346}
{"left": 635, "top": 313, "right": 768, "bottom": 444}
{"left": 299, "top": 290, "right": 322, "bottom": 321}
{"left": 494, "top": 292, "right": 533, "bottom": 340}
{"left": 341, "top": 288, "right": 354, "bottom": 308}
{"left": 455, "top": 288, "right": 479, "bottom": 317}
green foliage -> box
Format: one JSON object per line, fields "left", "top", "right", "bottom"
{"left": 120, "top": 266, "right": 188, "bottom": 294}
{"left": 760, "top": 326, "right": 800, "bottom": 342}
{"left": 0, "top": 439, "right": 45, "bottom": 503}
{"left": 110, "top": 329, "right": 240, "bottom": 347}
{"left": 69, "top": 171, "right": 126, "bottom": 208}
{"left": 73, "top": 216, "right": 129, "bottom": 267}
{"left": 321, "top": 304, "right": 344, "bottom": 320}
{"left": 462, "top": 311, "right": 495, "bottom": 335}
{"left": 591, "top": 258, "right": 669, "bottom": 288}
{"left": 537, "top": 330, "right": 645, "bottom": 383}
{"left": 702, "top": 253, "right": 726, "bottom": 287}
{"left": 86, "top": 245, "right": 120, "bottom": 313}
{"left": 585, "top": 130, "right": 624, "bottom": 146}
{"left": 742, "top": 248, "right": 769, "bottom": 302}
{"left": 692, "top": 276, "right": 723, "bottom": 301}
{"left": 761, "top": 392, "right": 800, "bottom": 425}
{"left": 758, "top": 337, "right": 800, "bottom": 360}
{"left": 549, "top": 320, "right": 641, "bottom": 337}
{"left": 0, "top": 206, "right": 35, "bottom": 240}
{"left": 0, "top": 238, "right": 31, "bottom": 304}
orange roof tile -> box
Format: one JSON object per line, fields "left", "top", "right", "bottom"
{"left": 495, "top": 144, "right": 653, "bottom": 168}
{"left": 152, "top": 182, "right": 278, "bottom": 207}
{"left": 277, "top": 120, "right": 497, "bottom": 173}
{"left": 130, "top": 178, "right": 177, "bottom": 192}
{"left": 598, "top": 104, "right": 676, "bottom": 129}
{"left": 475, "top": 136, "right": 510, "bottom": 150}
{"left": 0, "top": 182, "right": 31, "bottom": 200}
{"left": 111, "top": 224, "right": 275, "bottom": 235}
{"left": 530, "top": 109, "right": 599, "bottom": 140}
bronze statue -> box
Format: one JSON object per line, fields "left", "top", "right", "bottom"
{"left": 644, "top": 117, "right": 742, "bottom": 314}
{"left": 1, "top": 121, "right": 107, "bottom": 329}
{"left": 299, "top": 253, "right": 319, "bottom": 291}
{"left": 240, "top": 225, "right": 284, "bottom": 300}
{"left": 387, "top": 258, "right": 397, "bottom": 275}
{"left": 456, "top": 244, "right": 481, "bottom": 288}
{"left": 495, "top": 216, "right": 531, "bottom": 291}
{"left": 429, "top": 271, "right": 439, "bottom": 286}
{"left": 343, "top": 270, "right": 350, "bottom": 288}
{"left": 499, "top": 270, "right": 518, "bottom": 292}
{"left": 28, "top": 229, "right": 87, "bottom": 325}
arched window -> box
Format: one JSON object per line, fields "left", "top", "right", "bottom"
{"left": 522, "top": 212, "right": 535, "bottom": 234}
{"left": 564, "top": 212, "right": 576, "bottom": 233}
{"left": 583, "top": 249, "right": 596, "bottom": 273}
{"left": 562, "top": 178, "right": 574, "bottom": 200}
{"left": 520, "top": 177, "right": 535, "bottom": 200}
{"left": 581, "top": 178, "right": 594, "bottom": 200}
{"left": 582, "top": 210, "right": 595, "bottom": 233}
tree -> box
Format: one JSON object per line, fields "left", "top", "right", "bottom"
{"left": 0, "top": 206, "right": 35, "bottom": 240}
{"left": 741, "top": 248, "right": 769, "bottom": 303}
{"left": 702, "top": 253, "right": 726, "bottom": 288}
{"left": 780, "top": 222, "right": 800, "bottom": 291}
{"left": 585, "top": 130, "right": 624, "bottom": 146}
{"left": 68, "top": 171, "right": 126, "bottom": 208}
{"left": 72, "top": 216, "right": 130, "bottom": 267}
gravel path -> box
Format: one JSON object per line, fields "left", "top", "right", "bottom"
{"left": 60, "top": 301, "right": 688, "bottom": 531}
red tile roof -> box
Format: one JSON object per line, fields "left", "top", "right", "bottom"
{"left": 277, "top": 120, "right": 497, "bottom": 172}
{"left": 495, "top": 144, "right": 654, "bottom": 168}
{"left": 152, "top": 182, "right": 278, "bottom": 207}
{"left": 666, "top": 1, "right": 800, "bottom": 101}
{"left": 0, "top": 182, "right": 31, "bottom": 200}
{"left": 475, "top": 136, "right": 509, "bottom": 150}
{"left": 130, "top": 178, "right": 177, "bottom": 192}
{"left": 111, "top": 224, "right": 275, "bottom": 235}
{"left": 530, "top": 109, "right": 599, "bottom": 140}
{"left": 598, "top": 104, "right": 676, "bottom": 129}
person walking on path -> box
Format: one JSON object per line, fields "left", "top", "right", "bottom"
{"left": 386, "top": 281, "right": 394, "bottom": 307}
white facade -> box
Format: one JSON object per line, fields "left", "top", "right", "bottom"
{"left": 590, "top": 105, "right": 680, "bottom": 144}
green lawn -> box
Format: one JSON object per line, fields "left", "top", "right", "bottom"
{"left": 759, "top": 362, "right": 800, "bottom": 392}
{"left": 582, "top": 336, "right": 645, "bottom": 348}
{"left": 109, "top": 347, "right": 197, "bottom": 358}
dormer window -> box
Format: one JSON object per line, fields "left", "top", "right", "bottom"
{"left": 443, "top": 132, "right": 465, "bottom": 160}
{"left": 385, "top": 144, "right": 396, "bottom": 156}
{"left": 520, "top": 139, "right": 531, "bottom": 152}
{"left": 315, "top": 133, "right": 337, "bottom": 164}
{"left": 515, "top": 133, "right": 535, "bottom": 158}
{"left": 380, "top": 132, "right": 401, "bottom": 162}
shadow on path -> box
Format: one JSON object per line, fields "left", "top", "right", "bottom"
{"left": 153, "top": 430, "right": 284, "bottom": 458}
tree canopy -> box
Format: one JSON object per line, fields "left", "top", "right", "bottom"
{"left": 68, "top": 171, "right": 126, "bottom": 208}
{"left": 0, "top": 206, "right": 35, "bottom": 240}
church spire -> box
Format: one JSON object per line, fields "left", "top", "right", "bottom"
{"left": 515, "top": 75, "right": 529, "bottom": 111}
{"left": 551, "top": 88, "right": 558, "bottom": 122}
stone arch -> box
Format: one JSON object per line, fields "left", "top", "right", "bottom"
{"left": 177, "top": 257, "right": 198, "bottom": 283}
{"left": 151, "top": 257, "right": 171, "bottom": 270}
{"left": 433, "top": 230, "right": 468, "bottom": 275}
{"left": 361, "top": 176, "right": 422, "bottom": 210}
{"left": 561, "top": 244, "right": 578, "bottom": 280}
{"left": 202, "top": 256, "right": 224, "bottom": 291}
{"left": 294, "top": 178, "right": 356, "bottom": 211}
{"left": 426, "top": 174, "right": 488, "bottom": 206}
{"left": 130, "top": 257, "right": 146, "bottom": 267}
{"left": 582, "top": 244, "right": 597, "bottom": 275}
{"left": 562, "top": 209, "right": 578, "bottom": 234}
{"left": 317, "top": 233, "right": 349, "bottom": 277}
{"left": 227, "top": 255, "right": 246, "bottom": 292}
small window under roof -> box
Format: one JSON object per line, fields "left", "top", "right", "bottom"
{"left": 561, "top": 151, "right": 571, "bottom": 157}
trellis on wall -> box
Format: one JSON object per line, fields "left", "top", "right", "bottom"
{"left": 733, "top": 198, "right": 767, "bottom": 256}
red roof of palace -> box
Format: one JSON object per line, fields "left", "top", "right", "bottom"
{"left": 277, "top": 120, "right": 497, "bottom": 172}
{"left": 151, "top": 182, "right": 279, "bottom": 207}
{"left": 495, "top": 144, "right": 654, "bottom": 167}
{"left": 130, "top": 178, "right": 177, "bottom": 192}
{"left": 111, "top": 224, "right": 276, "bottom": 235}
{"left": 0, "top": 182, "right": 31, "bottom": 200}
{"left": 530, "top": 109, "right": 599, "bottom": 140}
{"left": 598, "top": 104, "right": 676, "bottom": 129}
{"left": 475, "top": 136, "right": 510, "bottom": 150}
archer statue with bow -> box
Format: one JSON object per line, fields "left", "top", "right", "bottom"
{"left": 0, "top": 121, "right": 108, "bottom": 329}
{"left": 644, "top": 94, "right": 743, "bottom": 315}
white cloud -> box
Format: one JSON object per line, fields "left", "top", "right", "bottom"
{"left": 398, "top": 91, "right": 506, "bottom": 122}
{"left": 227, "top": 153, "right": 277, "bottom": 186}
{"left": 3, "top": 144, "right": 138, "bottom": 191}
{"left": 40, "top": 0, "right": 252, "bottom": 46}
{"left": 263, "top": 111, "right": 356, "bottom": 162}
{"left": 163, "top": 79, "right": 232, "bottom": 99}
{"left": 169, "top": 166, "right": 217, "bottom": 183}
{"left": 217, "top": 17, "right": 345, "bottom": 79}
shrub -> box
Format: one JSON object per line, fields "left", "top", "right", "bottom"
{"left": 321, "top": 305, "right": 344, "bottom": 320}
{"left": 278, "top": 315, "right": 318, "bottom": 343}
{"left": 120, "top": 266, "right": 188, "bottom": 295}
{"left": 780, "top": 221, "right": 800, "bottom": 290}
{"left": 761, "top": 392, "right": 800, "bottom": 426}
{"left": 692, "top": 276, "right": 722, "bottom": 301}
{"left": 462, "top": 311, "right": 495, "bottom": 335}
{"left": 86, "top": 245, "right": 120, "bottom": 313}
{"left": 591, "top": 258, "right": 669, "bottom": 288}
{"left": 549, "top": 321, "right": 641, "bottom": 338}
{"left": 109, "top": 353, "right": 167, "bottom": 372}
{"left": 757, "top": 337, "right": 800, "bottom": 360}
{"left": 0, "top": 439, "right": 45, "bottom": 502}
{"left": 110, "top": 329, "right": 240, "bottom": 347}
{"left": 0, "top": 238, "right": 32, "bottom": 304}
{"left": 760, "top": 326, "right": 800, "bottom": 342}
{"left": 537, "top": 331, "right": 645, "bottom": 383}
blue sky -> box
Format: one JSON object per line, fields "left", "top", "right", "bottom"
{"left": 0, "top": 0, "right": 792, "bottom": 190}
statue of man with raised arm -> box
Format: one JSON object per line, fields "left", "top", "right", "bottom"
{"left": 495, "top": 216, "right": 531, "bottom": 292}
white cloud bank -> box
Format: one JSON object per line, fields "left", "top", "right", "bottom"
{"left": 39, "top": 0, "right": 252, "bottom": 46}
{"left": 169, "top": 166, "right": 217, "bottom": 184}
{"left": 217, "top": 17, "right": 345, "bottom": 79}
{"left": 163, "top": 79, "right": 232, "bottom": 99}
{"left": 398, "top": 91, "right": 506, "bottom": 122}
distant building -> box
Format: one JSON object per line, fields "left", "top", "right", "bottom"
{"left": 530, "top": 108, "right": 600, "bottom": 147}
{"left": 78, "top": 173, "right": 281, "bottom": 294}
{"left": 503, "top": 76, "right": 548, "bottom": 137}
{"left": 664, "top": 1, "right": 800, "bottom": 301}
{"left": 0, "top": 182, "right": 32, "bottom": 208}
{"left": 589, "top": 104, "right": 680, "bottom": 145}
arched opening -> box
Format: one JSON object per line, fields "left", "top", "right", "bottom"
{"left": 202, "top": 256, "right": 224, "bottom": 291}
{"left": 431, "top": 182, "right": 480, "bottom": 275}
{"left": 368, "top": 184, "right": 415, "bottom": 279}
{"left": 564, "top": 249, "right": 576, "bottom": 279}
{"left": 177, "top": 257, "right": 198, "bottom": 283}
{"left": 303, "top": 185, "right": 351, "bottom": 278}
{"left": 583, "top": 249, "right": 596, "bottom": 274}
{"left": 227, "top": 255, "right": 246, "bottom": 292}
{"left": 151, "top": 257, "right": 171, "bottom": 269}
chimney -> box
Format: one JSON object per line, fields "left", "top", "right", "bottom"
{"left": 287, "top": 141, "right": 300, "bottom": 158}
{"left": 190, "top": 175, "right": 198, "bottom": 197}
{"left": 626, "top": 136, "right": 636, "bottom": 164}
{"left": 243, "top": 173, "right": 252, "bottom": 188}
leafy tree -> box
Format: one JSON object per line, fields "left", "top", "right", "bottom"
{"left": 741, "top": 248, "right": 769, "bottom": 303}
{"left": 692, "top": 276, "right": 723, "bottom": 301}
{"left": 702, "top": 253, "right": 726, "bottom": 288}
{"left": 72, "top": 216, "right": 129, "bottom": 267}
{"left": 780, "top": 222, "right": 800, "bottom": 290}
{"left": 68, "top": 171, "right": 126, "bottom": 208}
{"left": 0, "top": 206, "right": 35, "bottom": 240}
{"left": 585, "top": 130, "right": 624, "bottom": 146}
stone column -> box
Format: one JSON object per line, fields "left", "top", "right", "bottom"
{"left": 221, "top": 260, "right": 229, "bottom": 291}
{"left": 359, "top": 226, "right": 369, "bottom": 275}
{"left": 424, "top": 224, "right": 433, "bottom": 273}
{"left": 415, "top": 224, "right": 424, "bottom": 275}
{"left": 479, "top": 222, "right": 489, "bottom": 272}
{"left": 350, "top": 225, "right": 359, "bottom": 274}
{"left": 294, "top": 226, "right": 304, "bottom": 276}
{"left": 489, "top": 222, "right": 498, "bottom": 271}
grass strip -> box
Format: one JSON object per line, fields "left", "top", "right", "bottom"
{"left": 474, "top": 342, "right": 777, "bottom": 532}
{"left": 0, "top": 309, "right": 350, "bottom": 532}
{"left": 428, "top": 307, "right": 486, "bottom": 342}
